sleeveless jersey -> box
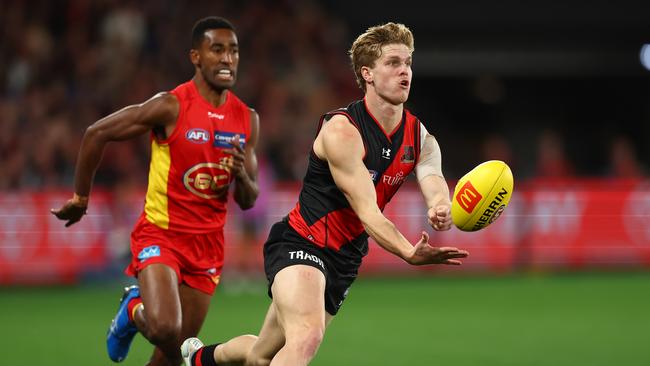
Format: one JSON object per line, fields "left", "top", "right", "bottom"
{"left": 288, "top": 98, "right": 422, "bottom": 255}
{"left": 143, "top": 80, "right": 251, "bottom": 233}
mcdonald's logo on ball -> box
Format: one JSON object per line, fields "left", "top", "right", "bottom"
{"left": 451, "top": 160, "right": 514, "bottom": 232}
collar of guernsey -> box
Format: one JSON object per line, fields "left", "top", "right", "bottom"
{"left": 143, "top": 80, "right": 251, "bottom": 233}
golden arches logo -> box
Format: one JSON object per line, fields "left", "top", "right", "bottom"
{"left": 455, "top": 181, "right": 483, "bottom": 213}
{"left": 183, "top": 162, "right": 231, "bottom": 199}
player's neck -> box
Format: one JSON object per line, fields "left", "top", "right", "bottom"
{"left": 364, "top": 91, "right": 403, "bottom": 133}
{"left": 193, "top": 75, "right": 228, "bottom": 108}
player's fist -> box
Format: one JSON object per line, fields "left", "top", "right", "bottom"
{"left": 223, "top": 134, "right": 247, "bottom": 179}
{"left": 51, "top": 197, "right": 87, "bottom": 227}
{"left": 428, "top": 205, "right": 452, "bottom": 231}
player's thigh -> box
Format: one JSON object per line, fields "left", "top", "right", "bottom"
{"left": 271, "top": 265, "right": 327, "bottom": 332}
{"left": 138, "top": 263, "right": 182, "bottom": 326}
{"left": 178, "top": 283, "right": 212, "bottom": 337}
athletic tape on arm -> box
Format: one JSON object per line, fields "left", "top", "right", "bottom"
{"left": 415, "top": 123, "right": 444, "bottom": 181}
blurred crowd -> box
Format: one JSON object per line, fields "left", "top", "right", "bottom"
{"left": 0, "top": 0, "right": 647, "bottom": 193}
{"left": 0, "top": 0, "right": 359, "bottom": 191}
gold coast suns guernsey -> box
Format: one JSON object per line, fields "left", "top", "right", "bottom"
{"left": 143, "top": 80, "right": 251, "bottom": 233}
{"left": 288, "top": 99, "right": 421, "bottom": 255}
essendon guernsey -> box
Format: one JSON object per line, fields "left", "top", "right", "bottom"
{"left": 143, "top": 80, "right": 251, "bottom": 233}
{"left": 288, "top": 99, "right": 421, "bottom": 254}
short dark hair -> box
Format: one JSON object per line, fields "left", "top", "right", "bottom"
{"left": 191, "top": 16, "right": 235, "bottom": 48}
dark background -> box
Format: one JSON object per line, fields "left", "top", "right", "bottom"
{"left": 1, "top": 0, "right": 649, "bottom": 188}
{"left": 326, "top": 0, "right": 650, "bottom": 178}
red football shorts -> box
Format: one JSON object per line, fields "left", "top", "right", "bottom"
{"left": 125, "top": 215, "right": 224, "bottom": 295}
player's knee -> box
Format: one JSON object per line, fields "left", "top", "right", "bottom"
{"left": 147, "top": 318, "right": 182, "bottom": 344}
{"left": 302, "top": 327, "right": 324, "bottom": 358}
{"left": 288, "top": 326, "right": 324, "bottom": 359}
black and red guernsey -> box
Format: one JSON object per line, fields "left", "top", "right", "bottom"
{"left": 287, "top": 98, "right": 422, "bottom": 257}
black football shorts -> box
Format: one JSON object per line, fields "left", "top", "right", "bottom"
{"left": 263, "top": 218, "right": 365, "bottom": 315}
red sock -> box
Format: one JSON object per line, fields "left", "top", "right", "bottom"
{"left": 127, "top": 297, "right": 143, "bottom": 322}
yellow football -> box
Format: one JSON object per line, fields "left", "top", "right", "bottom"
{"left": 451, "top": 160, "right": 514, "bottom": 232}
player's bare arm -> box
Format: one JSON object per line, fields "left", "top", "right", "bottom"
{"left": 415, "top": 131, "right": 452, "bottom": 231}
{"left": 224, "top": 108, "right": 260, "bottom": 210}
{"left": 51, "top": 93, "right": 179, "bottom": 227}
{"left": 316, "top": 115, "right": 468, "bottom": 265}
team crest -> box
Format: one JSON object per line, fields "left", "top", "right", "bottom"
{"left": 401, "top": 146, "right": 415, "bottom": 163}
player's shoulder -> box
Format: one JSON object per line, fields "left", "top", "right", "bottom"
{"left": 149, "top": 90, "right": 179, "bottom": 107}
{"left": 247, "top": 107, "right": 258, "bottom": 118}
{"left": 321, "top": 114, "right": 362, "bottom": 142}
{"left": 144, "top": 92, "right": 180, "bottom": 127}
{"left": 151, "top": 91, "right": 179, "bottom": 103}
{"left": 317, "top": 115, "right": 363, "bottom": 162}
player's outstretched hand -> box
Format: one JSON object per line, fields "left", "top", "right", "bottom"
{"left": 428, "top": 205, "right": 452, "bottom": 231}
{"left": 51, "top": 199, "right": 87, "bottom": 227}
{"left": 405, "top": 231, "right": 469, "bottom": 266}
{"left": 223, "top": 134, "right": 247, "bottom": 179}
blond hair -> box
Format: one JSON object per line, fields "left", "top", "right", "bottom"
{"left": 348, "top": 22, "right": 414, "bottom": 92}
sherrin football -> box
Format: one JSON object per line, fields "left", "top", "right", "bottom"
{"left": 451, "top": 160, "right": 514, "bottom": 232}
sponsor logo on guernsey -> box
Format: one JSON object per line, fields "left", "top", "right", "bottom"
{"left": 455, "top": 181, "right": 483, "bottom": 214}
{"left": 382, "top": 171, "right": 406, "bottom": 186}
{"left": 137, "top": 245, "right": 160, "bottom": 262}
{"left": 213, "top": 131, "right": 246, "bottom": 148}
{"left": 369, "top": 170, "right": 379, "bottom": 182}
{"left": 207, "top": 111, "right": 225, "bottom": 120}
{"left": 185, "top": 128, "right": 210, "bottom": 144}
{"left": 183, "top": 160, "right": 231, "bottom": 199}
{"left": 382, "top": 147, "right": 391, "bottom": 159}
{"left": 401, "top": 146, "right": 415, "bottom": 163}
{"left": 288, "top": 250, "right": 325, "bottom": 270}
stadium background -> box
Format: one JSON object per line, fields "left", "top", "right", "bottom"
{"left": 1, "top": 0, "right": 649, "bottom": 365}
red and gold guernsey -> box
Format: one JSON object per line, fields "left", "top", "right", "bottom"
{"left": 143, "top": 80, "right": 251, "bottom": 233}
{"left": 288, "top": 99, "right": 421, "bottom": 256}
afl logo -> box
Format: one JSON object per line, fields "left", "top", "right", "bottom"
{"left": 183, "top": 162, "right": 231, "bottom": 199}
{"left": 186, "top": 128, "right": 210, "bottom": 144}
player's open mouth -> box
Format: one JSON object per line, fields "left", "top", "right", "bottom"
{"left": 216, "top": 69, "right": 234, "bottom": 80}
{"left": 399, "top": 80, "right": 409, "bottom": 88}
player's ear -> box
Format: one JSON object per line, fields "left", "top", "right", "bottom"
{"left": 361, "top": 66, "right": 373, "bottom": 84}
{"left": 190, "top": 48, "right": 200, "bottom": 66}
